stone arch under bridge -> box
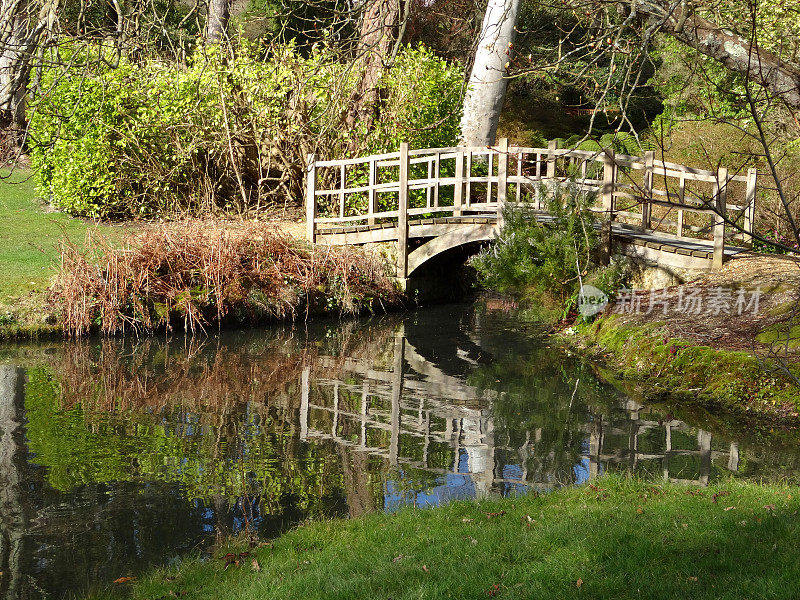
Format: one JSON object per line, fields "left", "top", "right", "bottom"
{"left": 306, "top": 140, "right": 757, "bottom": 287}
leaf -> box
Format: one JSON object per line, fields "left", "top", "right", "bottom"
{"left": 422, "top": 565, "right": 429, "bottom": 573}
{"left": 251, "top": 559, "right": 261, "bottom": 572}
{"left": 724, "top": 506, "right": 736, "bottom": 511}
{"left": 112, "top": 577, "right": 136, "bottom": 584}
{"left": 392, "top": 554, "right": 405, "bottom": 563}
{"left": 484, "top": 511, "right": 506, "bottom": 520}
{"left": 763, "top": 504, "right": 776, "bottom": 511}
{"left": 576, "top": 578, "right": 583, "bottom": 588}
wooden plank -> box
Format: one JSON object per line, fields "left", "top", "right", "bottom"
{"left": 397, "top": 142, "right": 410, "bottom": 279}
{"left": 677, "top": 174, "right": 685, "bottom": 238}
{"left": 368, "top": 158, "right": 377, "bottom": 226}
{"left": 306, "top": 153, "right": 316, "bottom": 243}
{"left": 497, "top": 138, "right": 508, "bottom": 227}
{"left": 744, "top": 167, "right": 757, "bottom": 244}
{"left": 642, "top": 150, "right": 654, "bottom": 230}
{"left": 339, "top": 163, "right": 346, "bottom": 218}
{"left": 434, "top": 152, "right": 440, "bottom": 208}
{"left": 454, "top": 151, "right": 464, "bottom": 217}
{"left": 713, "top": 166, "right": 728, "bottom": 269}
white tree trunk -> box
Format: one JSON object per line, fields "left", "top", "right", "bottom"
{"left": 459, "top": 0, "right": 521, "bottom": 147}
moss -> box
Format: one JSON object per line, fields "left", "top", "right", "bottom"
{"left": 571, "top": 316, "right": 800, "bottom": 421}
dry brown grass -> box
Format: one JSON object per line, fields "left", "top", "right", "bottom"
{"left": 50, "top": 220, "right": 403, "bottom": 336}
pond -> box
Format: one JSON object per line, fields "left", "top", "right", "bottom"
{"left": 1, "top": 301, "right": 800, "bottom": 599}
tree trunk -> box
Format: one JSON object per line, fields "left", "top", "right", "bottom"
{"left": 345, "top": 0, "right": 401, "bottom": 137}
{"left": 459, "top": 0, "right": 521, "bottom": 147}
{"left": 205, "top": 0, "right": 230, "bottom": 43}
{"left": 640, "top": 2, "right": 800, "bottom": 109}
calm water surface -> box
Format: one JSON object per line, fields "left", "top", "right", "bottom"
{"left": 1, "top": 302, "right": 800, "bottom": 599}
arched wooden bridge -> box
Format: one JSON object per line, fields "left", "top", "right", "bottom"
{"left": 306, "top": 139, "right": 759, "bottom": 282}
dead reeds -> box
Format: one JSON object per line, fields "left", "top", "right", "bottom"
{"left": 51, "top": 220, "right": 403, "bottom": 336}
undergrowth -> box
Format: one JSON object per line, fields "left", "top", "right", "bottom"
{"left": 470, "top": 185, "right": 629, "bottom": 322}
{"left": 51, "top": 221, "right": 403, "bottom": 336}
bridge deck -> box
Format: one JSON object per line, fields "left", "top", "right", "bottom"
{"left": 317, "top": 213, "right": 748, "bottom": 264}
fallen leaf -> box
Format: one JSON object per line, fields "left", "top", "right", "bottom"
{"left": 462, "top": 518, "right": 474, "bottom": 523}
{"left": 636, "top": 508, "right": 644, "bottom": 514}
{"left": 484, "top": 511, "right": 506, "bottom": 519}
{"left": 712, "top": 491, "right": 730, "bottom": 503}
{"left": 422, "top": 565, "right": 429, "bottom": 573}
{"left": 688, "top": 576, "right": 698, "bottom": 582}
{"left": 392, "top": 554, "right": 405, "bottom": 563}
{"left": 724, "top": 506, "right": 736, "bottom": 511}
{"left": 112, "top": 577, "right": 136, "bottom": 584}
{"left": 682, "top": 523, "right": 688, "bottom": 529}
{"left": 763, "top": 504, "right": 776, "bottom": 511}
{"left": 251, "top": 558, "right": 261, "bottom": 572}
{"left": 576, "top": 578, "right": 583, "bottom": 588}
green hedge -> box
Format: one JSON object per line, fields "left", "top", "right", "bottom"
{"left": 29, "top": 43, "right": 463, "bottom": 219}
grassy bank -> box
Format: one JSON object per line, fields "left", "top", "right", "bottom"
{"left": 569, "top": 316, "right": 800, "bottom": 422}
{"left": 0, "top": 170, "right": 129, "bottom": 336}
{"left": 0, "top": 170, "right": 403, "bottom": 339}
{"left": 95, "top": 476, "right": 799, "bottom": 600}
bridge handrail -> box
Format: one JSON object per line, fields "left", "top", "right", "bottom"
{"left": 306, "top": 139, "right": 759, "bottom": 273}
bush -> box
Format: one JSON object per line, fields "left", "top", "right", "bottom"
{"left": 29, "top": 43, "right": 463, "bottom": 219}
{"left": 470, "top": 185, "right": 629, "bottom": 319}
{"left": 51, "top": 221, "right": 404, "bottom": 335}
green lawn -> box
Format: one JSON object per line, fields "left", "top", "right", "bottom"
{"left": 0, "top": 170, "right": 125, "bottom": 309}
{"left": 98, "top": 476, "right": 800, "bottom": 600}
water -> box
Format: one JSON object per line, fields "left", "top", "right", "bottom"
{"left": 1, "top": 301, "right": 800, "bottom": 599}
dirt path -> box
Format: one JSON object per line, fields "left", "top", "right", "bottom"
{"left": 608, "top": 253, "right": 800, "bottom": 353}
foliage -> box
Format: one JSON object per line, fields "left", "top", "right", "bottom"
{"left": 50, "top": 220, "right": 402, "bottom": 335}
{"left": 470, "top": 186, "right": 628, "bottom": 316}
{"left": 28, "top": 43, "right": 463, "bottom": 219}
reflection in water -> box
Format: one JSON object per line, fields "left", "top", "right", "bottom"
{"left": 1, "top": 303, "right": 799, "bottom": 598}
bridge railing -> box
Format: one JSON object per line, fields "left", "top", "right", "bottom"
{"left": 306, "top": 140, "right": 758, "bottom": 270}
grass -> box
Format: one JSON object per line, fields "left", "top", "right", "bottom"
{"left": 572, "top": 316, "right": 800, "bottom": 420}
{"left": 94, "top": 475, "right": 800, "bottom": 600}
{"left": 0, "top": 169, "right": 125, "bottom": 318}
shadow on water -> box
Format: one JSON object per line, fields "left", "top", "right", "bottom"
{"left": 2, "top": 302, "right": 800, "bottom": 598}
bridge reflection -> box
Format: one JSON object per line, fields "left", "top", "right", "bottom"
{"left": 300, "top": 328, "right": 740, "bottom": 501}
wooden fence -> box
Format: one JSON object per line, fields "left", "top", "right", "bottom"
{"left": 307, "top": 139, "right": 758, "bottom": 270}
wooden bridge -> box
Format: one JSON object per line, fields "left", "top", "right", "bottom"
{"left": 306, "top": 139, "right": 758, "bottom": 282}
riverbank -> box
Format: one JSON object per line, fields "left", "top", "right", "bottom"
{"left": 93, "top": 475, "right": 799, "bottom": 600}
{"left": 562, "top": 254, "right": 800, "bottom": 424}
{"left": 0, "top": 172, "right": 404, "bottom": 339}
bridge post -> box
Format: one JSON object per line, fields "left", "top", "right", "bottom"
{"left": 368, "top": 158, "right": 377, "bottom": 226}
{"left": 543, "top": 139, "right": 559, "bottom": 208}
{"left": 600, "top": 148, "right": 616, "bottom": 265}
{"left": 642, "top": 150, "right": 654, "bottom": 230}
{"left": 306, "top": 153, "right": 317, "bottom": 243}
{"left": 743, "top": 167, "right": 757, "bottom": 245}
{"left": 454, "top": 150, "right": 464, "bottom": 217}
{"left": 713, "top": 166, "right": 728, "bottom": 270}
{"left": 496, "top": 138, "right": 508, "bottom": 228}
{"left": 397, "top": 142, "right": 410, "bottom": 279}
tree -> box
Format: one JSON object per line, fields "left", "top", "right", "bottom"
{"left": 0, "top": 0, "right": 57, "bottom": 145}
{"left": 346, "top": 0, "right": 403, "bottom": 138}
{"left": 460, "top": 0, "right": 522, "bottom": 147}
{"left": 206, "top": 0, "right": 230, "bottom": 43}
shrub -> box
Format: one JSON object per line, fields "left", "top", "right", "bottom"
{"left": 29, "top": 43, "right": 463, "bottom": 219}
{"left": 51, "top": 221, "right": 403, "bottom": 336}
{"left": 470, "top": 185, "right": 629, "bottom": 318}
